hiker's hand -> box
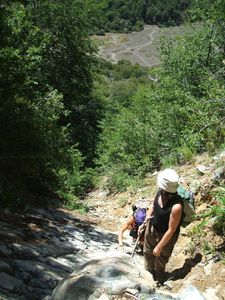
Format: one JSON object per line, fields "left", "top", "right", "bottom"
{"left": 138, "top": 223, "right": 146, "bottom": 235}
{"left": 153, "top": 245, "right": 162, "bottom": 257}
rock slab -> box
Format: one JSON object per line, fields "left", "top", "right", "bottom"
{"left": 51, "top": 256, "right": 155, "bottom": 300}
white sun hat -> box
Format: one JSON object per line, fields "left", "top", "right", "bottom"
{"left": 157, "top": 168, "right": 179, "bottom": 193}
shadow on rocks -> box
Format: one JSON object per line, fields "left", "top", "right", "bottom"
{"left": 168, "top": 253, "right": 202, "bottom": 281}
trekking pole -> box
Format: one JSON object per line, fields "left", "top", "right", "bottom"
{"left": 131, "top": 227, "right": 145, "bottom": 257}
{"left": 131, "top": 234, "right": 141, "bottom": 257}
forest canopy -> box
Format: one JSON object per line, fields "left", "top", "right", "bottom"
{"left": 95, "top": 0, "right": 192, "bottom": 33}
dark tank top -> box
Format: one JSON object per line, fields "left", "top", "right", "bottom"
{"left": 151, "top": 190, "right": 182, "bottom": 233}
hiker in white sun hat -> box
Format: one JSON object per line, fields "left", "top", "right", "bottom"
{"left": 139, "top": 168, "right": 183, "bottom": 285}
{"left": 157, "top": 168, "right": 179, "bottom": 193}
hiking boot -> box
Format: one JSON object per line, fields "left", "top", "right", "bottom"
{"left": 154, "top": 271, "right": 168, "bottom": 285}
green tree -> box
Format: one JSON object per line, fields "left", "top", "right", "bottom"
{"left": 160, "top": 23, "right": 225, "bottom": 152}
{"left": 0, "top": 2, "right": 72, "bottom": 205}
{"left": 29, "top": 0, "right": 104, "bottom": 164}
{"left": 0, "top": 1, "right": 102, "bottom": 208}
{"left": 98, "top": 0, "right": 192, "bottom": 32}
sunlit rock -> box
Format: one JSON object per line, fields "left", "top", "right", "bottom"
{"left": 51, "top": 256, "right": 155, "bottom": 300}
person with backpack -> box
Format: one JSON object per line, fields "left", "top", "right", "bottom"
{"left": 139, "top": 169, "right": 183, "bottom": 284}
{"left": 118, "top": 205, "right": 146, "bottom": 252}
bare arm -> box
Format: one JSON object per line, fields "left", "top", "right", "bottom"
{"left": 118, "top": 216, "right": 135, "bottom": 246}
{"left": 153, "top": 203, "right": 182, "bottom": 256}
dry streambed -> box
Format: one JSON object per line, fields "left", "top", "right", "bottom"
{"left": 0, "top": 202, "right": 224, "bottom": 299}
{"left": 0, "top": 208, "right": 167, "bottom": 300}
{"left": 0, "top": 208, "right": 119, "bottom": 299}
{"left": 94, "top": 24, "right": 194, "bottom": 67}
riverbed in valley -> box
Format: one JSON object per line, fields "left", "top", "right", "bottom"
{"left": 94, "top": 24, "right": 195, "bottom": 67}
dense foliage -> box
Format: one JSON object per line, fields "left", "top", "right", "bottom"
{"left": 96, "top": 0, "right": 192, "bottom": 34}
{"left": 96, "top": 1, "right": 225, "bottom": 191}
{"left": 0, "top": 0, "right": 102, "bottom": 208}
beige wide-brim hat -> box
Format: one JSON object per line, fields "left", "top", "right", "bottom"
{"left": 157, "top": 168, "right": 179, "bottom": 193}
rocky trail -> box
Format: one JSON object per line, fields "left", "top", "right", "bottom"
{"left": 0, "top": 207, "right": 121, "bottom": 300}
{"left": 83, "top": 152, "right": 225, "bottom": 298}
{"left": 0, "top": 153, "right": 224, "bottom": 299}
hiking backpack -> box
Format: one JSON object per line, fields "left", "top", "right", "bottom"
{"left": 134, "top": 207, "right": 147, "bottom": 226}
{"left": 177, "top": 185, "right": 195, "bottom": 226}
{"left": 129, "top": 207, "right": 146, "bottom": 238}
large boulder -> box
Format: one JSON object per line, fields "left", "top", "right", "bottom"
{"left": 51, "top": 255, "right": 155, "bottom": 300}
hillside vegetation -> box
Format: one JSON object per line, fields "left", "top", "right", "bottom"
{"left": 0, "top": 0, "right": 224, "bottom": 214}
{"left": 95, "top": 0, "right": 192, "bottom": 33}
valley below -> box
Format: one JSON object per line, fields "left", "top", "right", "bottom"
{"left": 94, "top": 24, "right": 194, "bottom": 67}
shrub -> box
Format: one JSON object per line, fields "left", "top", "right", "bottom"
{"left": 177, "top": 145, "right": 196, "bottom": 163}
{"left": 202, "top": 187, "right": 225, "bottom": 236}
{"left": 104, "top": 171, "right": 132, "bottom": 193}
{"left": 60, "top": 191, "right": 89, "bottom": 214}
{"left": 160, "top": 153, "right": 178, "bottom": 168}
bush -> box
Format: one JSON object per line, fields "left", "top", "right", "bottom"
{"left": 160, "top": 154, "right": 178, "bottom": 168}
{"left": 133, "top": 20, "right": 144, "bottom": 31}
{"left": 59, "top": 191, "right": 89, "bottom": 214}
{"left": 202, "top": 187, "right": 225, "bottom": 236}
{"left": 104, "top": 171, "right": 132, "bottom": 192}
{"left": 177, "top": 145, "right": 196, "bottom": 163}
{"left": 95, "top": 29, "right": 105, "bottom": 36}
